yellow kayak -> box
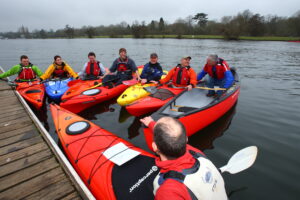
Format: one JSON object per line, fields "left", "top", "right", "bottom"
{"left": 117, "top": 69, "right": 168, "bottom": 106}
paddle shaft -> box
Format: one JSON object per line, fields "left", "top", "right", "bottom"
{"left": 195, "top": 86, "right": 226, "bottom": 91}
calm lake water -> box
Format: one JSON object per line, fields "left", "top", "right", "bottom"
{"left": 0, "top": 38, "right": 299, "bottom": 200}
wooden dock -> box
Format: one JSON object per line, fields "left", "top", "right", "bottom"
{"left": 0, "top": 72, "right": 85, "bottom": 199}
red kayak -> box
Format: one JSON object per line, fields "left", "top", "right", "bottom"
{"left": 61, "top": 79, "right": 102, "bottom": 101}
{"left": 143, "top": 68, "right": 240, "bottom": 143}
{"left": 16, "top": 80, "right": 45, "bottom": 109}
{"left": 125, "top": 85, "right": 185, "bottom": 116}
{"left": 50, "top": 104, "right": 158, "bottom": 200}
{"left": 60, "top": 79, "right": 138, "bottom": 113}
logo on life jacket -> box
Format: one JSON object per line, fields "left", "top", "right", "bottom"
{"left": 86, "top": 61, "right": 102, "bottom": 76}
{"left": 18, "top": 64, "right": 36, "bottom": 80}
{"left": 172, "top": 65, "right": 191, "bottom": 86}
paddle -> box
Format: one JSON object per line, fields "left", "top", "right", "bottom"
{"left": 195, "top": 86, "right": 226, "bottom": 91}
{"left": 87, "top": 78, "right": 138, "bottom": 90}
{"left": 219, "top": 146, "right": 258, "bottom": 174}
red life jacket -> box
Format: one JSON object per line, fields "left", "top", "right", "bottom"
{"left": 18, "top": 64, "right": 36, "bottom": 80}
{"left": 117, "top": 58, "right": 130, "bottom": 72}
{"left": 172, "top": 65, "right": 191, "bottom": 86}
{"left": 53, "top": 62, "right": 68, "bottom": 78}
{"left": 204, "top": 59, "right": 230, "bottom": 80}
{"left": 85, "top": 61, "right": 102, "bottom": 76}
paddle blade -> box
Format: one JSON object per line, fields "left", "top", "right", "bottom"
{"left": 219, "top": 146, "right": 258, "bottom": 174}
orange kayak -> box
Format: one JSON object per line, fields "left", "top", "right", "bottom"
{"left": 16, "top": 80, "right": 45, "bottom": 109}
{"left": 50, "top": 104, "right": 158, "bottom": 200}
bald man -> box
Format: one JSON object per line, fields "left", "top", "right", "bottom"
{"left": 141, "top": 116, "right": 227, "bottom": 200}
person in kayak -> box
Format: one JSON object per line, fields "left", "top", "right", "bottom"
{"left": 40, "top": 55, "right": 79, "bottom": 80}
{"left": 153, "top": 56, "right": 197, "bottom": 91}
{"left": 102, "top": 48, "right": 140, "bottom": 87}
{"left": 78, "top": 52, "right": 106, "bottom": 80}
{"left": 197, "top": 54, "right": 234, "bottom": 97}
{"left": 140, "top": 116, "right": 227, "bottom": 200}
{"left": 0, "top": 55, "right": 43, "bottom": 81}
{"left": 140, "top": 53, "right": 163, "bottom": 83}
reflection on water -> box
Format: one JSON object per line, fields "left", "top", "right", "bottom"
{"left": 189, "top": 104, "right": 236, "bottom": 151}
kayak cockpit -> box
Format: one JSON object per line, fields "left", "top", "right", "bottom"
{"left": 160, "top": 89, "right": 214, "bottom": 116}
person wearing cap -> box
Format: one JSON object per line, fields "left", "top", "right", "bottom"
{"left": 102, "top": 48, "right": 140, "bottom": 87}
{"left": 140, "top": 53, "right": 163, "bottom": 84}
{"left": 154, "top": 56, "right": 197, "bottom": 91}
{"left": 78, "top": 52, "right": 106, "bottom": 80}
{"left": 197, "top": 54, "right": 234, "bottom": 97}
{"left": 140, "top": 116, "right": 228, "bottom": 200}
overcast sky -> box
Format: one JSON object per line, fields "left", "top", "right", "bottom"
{"left": 0, "top": 0, "right": 299, "bottom": 32}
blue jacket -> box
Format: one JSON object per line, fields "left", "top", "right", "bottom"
{"left": 140, "top": 62, "right": 163, "bottom": 82}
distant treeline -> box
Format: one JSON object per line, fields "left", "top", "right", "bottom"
{"left": 1, "top": 10, "right": 299, "bottom": 40}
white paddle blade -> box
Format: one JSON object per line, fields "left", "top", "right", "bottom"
{"left": 220, "top": 146, "right": 258, "bottom": 174}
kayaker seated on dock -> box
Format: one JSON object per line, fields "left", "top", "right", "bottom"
{"left": 197, "top": 54, "right": 234, "bottom": 97}
{"left": 102, "top": 48, "right": 141, "bottom": 88}
{"left": 0, "top": 55, "right": 43, "bottom": 82}
{"left": 140, "top": 53, "right": 163, "bottom": 84}
{"left": 153, "top": 56, "right": 197, "bottom": 91}
{"left": 78, "top": 52, "right": 106, "bottom": 80}
{"left": 140, "top": 116, "right": 227, "bottom": 200}
{"left": 40, "top": 55, "right": 78, "bottom": 80}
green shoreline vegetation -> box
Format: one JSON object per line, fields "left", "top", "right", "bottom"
{"left": 1, "top": 9, "right": 299, "bottom": 41}
{"left": 89, "top": 35, "right": 299, "bottom": 41}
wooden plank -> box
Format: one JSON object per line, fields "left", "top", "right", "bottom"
{"left": 0, "top": 86, "right": 12, "bottom": 91}
{"left": 0, "top": 104, "right": 24, "bottom": 113}
{"left": 0, "top": 96, "right": 19, "bottom": 103}
{"left": 0, "top": 129, "right": 38, "bottom": 148}
{"left": 0, "top": 93, "right": 16, "bottom": 100}
{"left": 0, "top": 149, "right": 52, "bottom": 177}
{"left": 0, "top": 105, "right": 24, "bottom": 113}
{"left": 0, "top": 124, "right": 35, "bottom": 140}
{"left": 0, "top": 142, "right": 47, "bottom": 166}
{"left": 0, "top": 115, "right": 30, "bottom": 126}
{"left": 0, "top": 112, "right": 27, "bottom": 123}
{"left": 0, "top": 90, "right": 16, "bottom": 97}
{"left": 0, "top": 109, "right": 26, "bottom": 120}
{"left": 61, "top": 192, "right": 82, "bottom": 200}
{"left": 0, "top": 100, "right": 21, "bottom": 108}
{"left": 23, "top": 178, "right": 76, "bottom": 200}
{"left": 0, "top": 115, "right": 30, "bottom": 127}
{"left": 0, "top": 118, "right": 32, "bottom": 134}
{"left": 0, "top": 157, "right": 59, "bottom": 191}
{"left": 0, "top": 167, "right": 65, "bottom": 199}
{"left": 0, "top": 136, "right": 43, "bottom": 156}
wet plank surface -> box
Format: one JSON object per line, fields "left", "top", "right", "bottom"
{"left": 0, "top": 74, "right": 82, "bottom": 200}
